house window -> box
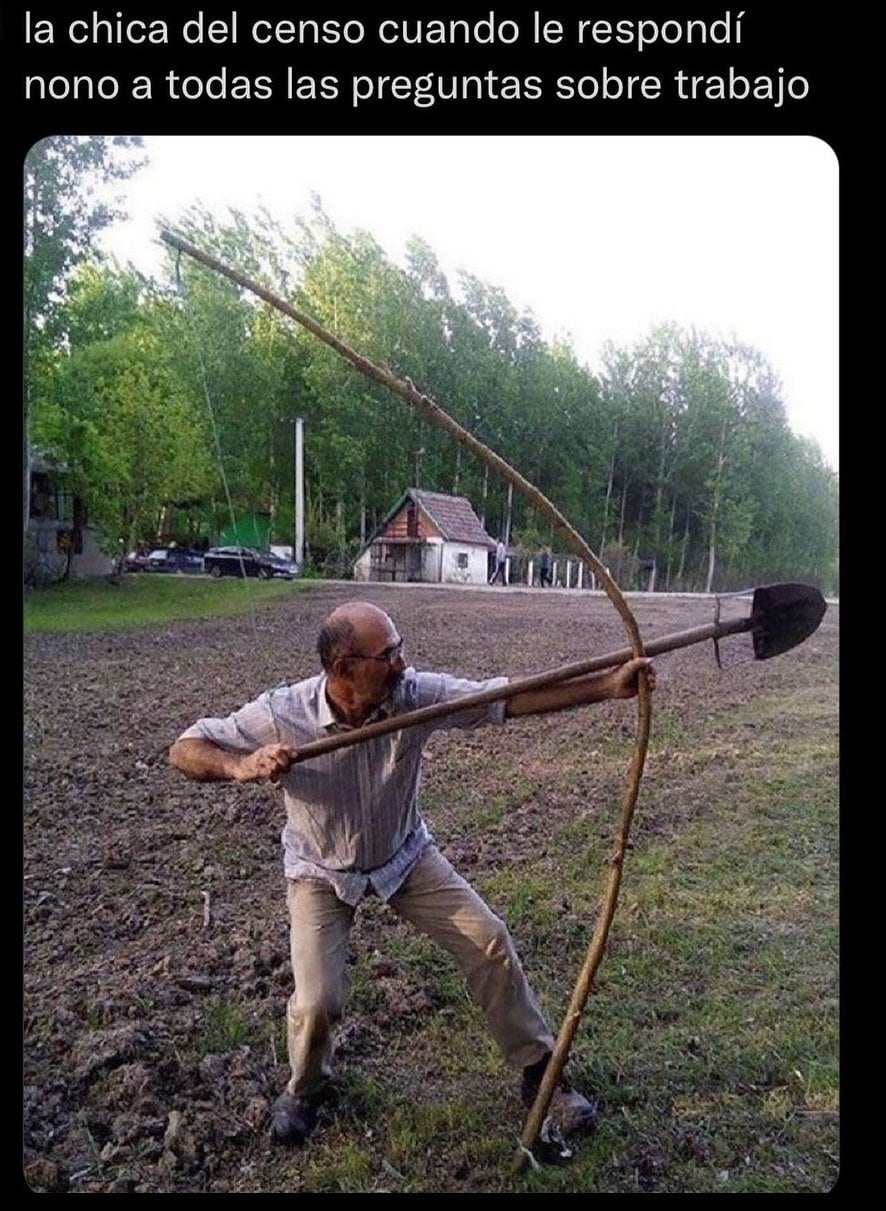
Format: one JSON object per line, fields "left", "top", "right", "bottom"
{"left": 29, "top": 471, "right": 55, "bottom": 519}
{"left": 456, "top": 552, "right": 468, "bottom": 569}
{"left": 406, "top": 505, "right": 418, "bottom": 538}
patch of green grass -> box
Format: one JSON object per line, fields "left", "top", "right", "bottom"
{"left": 381, "top": 931, "right": 469, "bottom": 1005}
{"left": 301, "top": 1137, "right": 378, "bottom": 1192}
{"left": 422, "top": 777, "right": 536, "bottom": 834}
{"left": 481, "top": 870, "right": 559, "bottom": 936}
{"left": 646, "top": 705, "right": 696, "bottom": 751}
{"left": 197, "top": 1000, "right": 254, "bottom": 1056}
{"left": 23, "top": 573, "right": 308, "bottom": 633}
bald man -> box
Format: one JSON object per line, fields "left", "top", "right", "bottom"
{"left": 170, "top": 601, "right": 655, "bottom": 1147}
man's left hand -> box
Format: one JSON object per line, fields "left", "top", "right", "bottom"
{"left": 608, "top": 657, "right": 657, "bottom": 699}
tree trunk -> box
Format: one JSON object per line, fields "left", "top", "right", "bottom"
{"left": 664, "top": 497, "right": 675, "bottom": 589}
{"left": 600, "top": 418, "right": 619, "bottom": 553}
{"left": 632, "top": 507, "right": 643, "bottom": 558}
{"left": 705, "top": 516, "right": 717, "bottom": 593}
{"left": 705, "top": 420, "right": 728, "bottom": 594}
{"left": 617, "top": 480, "right": 628, "bottom": 545}
{"left": 653, "top": 421, "right": 668, "bottom": 553}
{"left": 677, "top": 514, "right": 690, "bottom": 586}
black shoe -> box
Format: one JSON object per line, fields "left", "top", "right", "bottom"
{"left": 520, "top": 1054, "right": 599, "bottom": 1136}
{"left": 547, "top": 1086, "right": 599, "bottom": 1135}
{"left": 271, "top": 1091, "right": 318, "bottom": 1145}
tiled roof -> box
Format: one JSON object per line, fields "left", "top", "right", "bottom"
{"left": 411, "top": 489, "right": 495, "bottom": 547}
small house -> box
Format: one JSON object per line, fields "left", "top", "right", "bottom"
{"left": 25, "top": 449, "right": 113, "bottom": 581}
{"left": 353, "top": 488, "right": 495, "bottom": 585}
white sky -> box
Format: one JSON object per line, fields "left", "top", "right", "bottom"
{"left": 98, "top": 134, "right": 838, "bottom": 470}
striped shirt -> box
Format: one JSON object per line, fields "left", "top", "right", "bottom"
{"left": 179, "top": 668, "right": 509, "bottom": 905}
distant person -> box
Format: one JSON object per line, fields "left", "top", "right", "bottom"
{"left": 169, "top": 601, "right": 656, "bottom": 1147}
{"left": 538, "top": 547, "right": 553, "bottom": 588}
{"left": 489, "top": 538, "right": 508, "bottom": 585}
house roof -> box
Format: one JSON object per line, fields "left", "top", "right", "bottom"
{"left": 29, "top": 447, "right": 68, "bottom": 474}
{"left": 356, "top": 488, "right": 496, "bottom": 559}
{"left": 410, "top": 489, "right": 495, "bottom": 546}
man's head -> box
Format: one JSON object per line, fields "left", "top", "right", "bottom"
{"left": 318, "top": 602, "right": 406, "bottom": 722}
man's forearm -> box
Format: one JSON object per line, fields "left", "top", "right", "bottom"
{"left": 169, "top": 737, "right": 245, "bottom": 781}
{"left": 505, "top": 671, "right": 615, "bottom": 718}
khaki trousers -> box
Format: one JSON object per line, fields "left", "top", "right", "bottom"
{"left": 284, "top": 844, "right": 554, "bottom": 1097}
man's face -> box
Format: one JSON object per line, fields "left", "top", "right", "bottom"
{"left": 340, "top": 612, "right": 406, "bottom": 708}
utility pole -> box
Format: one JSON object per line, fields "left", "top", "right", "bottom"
{"left": 292, "top": 416, "right": 305, "bottom": 570}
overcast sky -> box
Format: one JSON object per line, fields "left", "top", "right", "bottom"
{"left": 97, "top": 134, "right": 838, "bottom": 470}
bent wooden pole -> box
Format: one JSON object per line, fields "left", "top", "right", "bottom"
{"left": 158, "top": 229, "right": 823, "bottom": 1167}
{"left": 159, "top": 228, "right": 651, "bottom": 1166}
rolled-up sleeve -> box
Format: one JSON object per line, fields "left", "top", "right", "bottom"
{"left": 177, "top": 691, "right": 280, "bottom": 752}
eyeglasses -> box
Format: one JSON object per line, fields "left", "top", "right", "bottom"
{"left": 350, "top": 638, "right": 403, "bottom": 666}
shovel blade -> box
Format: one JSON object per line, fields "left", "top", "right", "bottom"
{"left": 750, "top": 583, "right": 828, "bottom": 660}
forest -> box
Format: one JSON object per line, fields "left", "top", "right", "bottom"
{"left": 24, "top": 136, "right": 838, "bottom": 594}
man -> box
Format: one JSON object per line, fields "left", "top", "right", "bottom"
{"left": 539, "top": 547, "right": 553, "bottom": 588}
{"left": 169, "top": 601, "right": 656, "bottom": 1146}
{"left": 490, "top": 538, "right": 508, "bottom": 585}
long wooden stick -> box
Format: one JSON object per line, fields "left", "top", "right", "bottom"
{"left": 290, "top": 616, "right": 749, "bottom": 764}
{"left": 159, "top": 228, "right": 652, "bottom": 1166}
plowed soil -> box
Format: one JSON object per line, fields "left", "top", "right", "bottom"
{"left": 22, "top": 583, "right": 838, "bottom": 1193}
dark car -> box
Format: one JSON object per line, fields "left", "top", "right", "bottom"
{"left": 203, "top": 546, "right": 277, "bottom": 579}
{"left": 265, "top": 552, "right": 299, "bottom": 580}
{"left": 145, "top": 547, "right": 205, "bottom": 574}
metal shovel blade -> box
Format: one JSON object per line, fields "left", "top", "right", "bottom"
{"left": 750, "top": 583, "right": 828, "bottom": 660}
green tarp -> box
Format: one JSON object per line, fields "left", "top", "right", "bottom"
{"left": 218, "top": 516, "right": 270, "bottom": 550}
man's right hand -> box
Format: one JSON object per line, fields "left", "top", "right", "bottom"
{"left": 234, "top": 743, "right": 297, "bottom": 783}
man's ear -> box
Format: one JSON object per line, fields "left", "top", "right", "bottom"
{"left": 330, "top": 654, "right": 352, "bottom": 679}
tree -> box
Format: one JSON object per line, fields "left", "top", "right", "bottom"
{"left": 30, "top": 195, "right": 838, "bottom": 593}
{"left": 32, "top": 275, "right": 214, "bottom": 568}
{"left": 23, "top": 135, "right": 145, "bottom": 534}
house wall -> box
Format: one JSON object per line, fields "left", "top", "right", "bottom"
{"left": 26, "top": 519, "right": 113, "bottom": 579}
{"left": 439, "top": 543, "right": 488, "bottom": 584}
{"left": 354, "top": 541, "right": 488, "bottom": 584}
{"left": 353, "top": 549, "right": 372, "bottom": 582}
{"left": 26, "top": 458, "right": 114, "bottom": 579}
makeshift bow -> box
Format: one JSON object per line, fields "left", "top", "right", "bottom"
{"left": 160, "top": 227, "right": 653, "bottom": 1165}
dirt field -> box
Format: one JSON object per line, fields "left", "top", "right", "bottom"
{"left": 22, "top": 584, "right": 839, "bottom": 1193}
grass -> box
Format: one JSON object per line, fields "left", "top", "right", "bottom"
{"left": 198, "top": 1000, "right": 255, "bottom": 1057}
{"left": 23, "top": 572, "right": 307, "bottom": 633}
{"left": 326, "top": 679, "right": 838, "bottom": 1192}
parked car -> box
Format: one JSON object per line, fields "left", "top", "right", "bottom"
{"left": 145, "top": 547, "right": 205, "bottom": 573}
{"left": 265, "top": 552, "right": 299, "bottom": 580}
{"left": 203, "top": 546, "right": 278, "bottom": 579}
{"left": 124, "top": 549, "right": 151, "bottom": 572}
